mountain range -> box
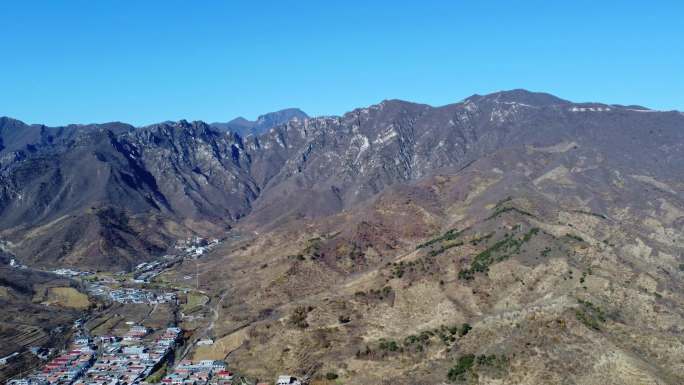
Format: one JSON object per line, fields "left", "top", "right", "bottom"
{"left": 1, "top": 90, "right": 681, "bottom": 270}
{"left": 1, "top": 89, "right": 684, "bottom": 383}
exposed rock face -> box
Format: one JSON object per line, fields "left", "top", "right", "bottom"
{"left": 0, "top": 90, "right": 682, "bottom": 269}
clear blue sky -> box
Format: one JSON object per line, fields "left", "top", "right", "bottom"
{"left": 1, "top": 0, "right": 682, "bottom": 126}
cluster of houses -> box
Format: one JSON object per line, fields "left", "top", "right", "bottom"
{"left": 6, "top": 325, "right": 182, "bottom": 385}
{"left": 160, "top": 360, "right": 233, "bottom": 385}
{"left": 85, "top": 285, "right": 176, "bottom": 305}
{"left": 175, "top": 238, "right": 220, "bottom": 259}
{"left": 74, "top": 326, "right": 181, "bottom": 385}
{"left": 131, "top": 261, "right": 170, "bottom": 283}
{"left": 52, "top": 269, "right": 92, "bottom": 277}
{"left": 8, "top": 338, "right": 95, "bottom": 385}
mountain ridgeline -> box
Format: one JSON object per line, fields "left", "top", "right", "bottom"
{"left": 0, "top": 90, "right": 682, "bottom": 269}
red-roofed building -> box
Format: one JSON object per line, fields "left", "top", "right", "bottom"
{"left": 216, "top": 371, "right": 233, "bottom": 379}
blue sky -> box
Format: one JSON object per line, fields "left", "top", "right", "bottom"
{"left": 1, "top": 1, "right": 682, "bottom": 126}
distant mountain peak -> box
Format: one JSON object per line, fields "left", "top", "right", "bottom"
{"left": 256, "top": 108, "right": 307, "bottom": 122}
{"left": 228, "top": 117, "right": 252, "bottom": 124}
{"left": 211, "top": 108, "right": 309, "bottom": 136}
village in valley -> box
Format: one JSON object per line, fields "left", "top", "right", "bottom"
{"left": 4, "top": 320, "right": 251, "bottom": 385}
{"left": 1, "top": 237, "right": 305, "bottom": 385}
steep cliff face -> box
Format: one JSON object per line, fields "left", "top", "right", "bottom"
{"left": 0, "top": 90, "right": 682, "bottom": 269}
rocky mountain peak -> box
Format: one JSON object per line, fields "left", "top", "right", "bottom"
{"left": 211, "top": 108, "right": 309, "bottom": 136}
